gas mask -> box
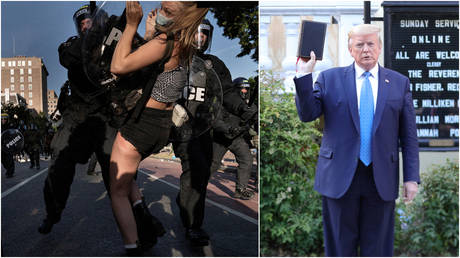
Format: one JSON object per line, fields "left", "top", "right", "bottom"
{"left": 239, "top": 87, "right": 250, "bottom": 101}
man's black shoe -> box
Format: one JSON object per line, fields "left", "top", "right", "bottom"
{"left": 38, "top": 218, "right": 56, "bottom": 234}
{"left": 29, "top": 164, "right": 34, "bottom": 169}
{"left": 186, "top": 228, "right": 210, "bottom": 246}
{"left": 36, "top": 166, "right": 40, "bottom": 170}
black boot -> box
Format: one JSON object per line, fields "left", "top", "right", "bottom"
{"left": 125, "top": 242, "right": 144, "bottom": 257}
{"left": 234, "top": 187, "right": 255, "bottom": 200}
{"left": 38, "top": 216, "right": 60, "bottom": 234}
{"left": 132, "top": 198, "right": 166, "bottom": 251}
{"left": 141, "top": 197, "right": 166, "bottom": 237}
{"left": 186, "top": 228, "right": 210, "bottom": 246}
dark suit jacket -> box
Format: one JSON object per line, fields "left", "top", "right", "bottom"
{"left": 294, "top": 63, "right": 420, "bottom": 201}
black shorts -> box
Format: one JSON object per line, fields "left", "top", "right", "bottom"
{"left": 120, "top": 107, "right": 173, "bottom": 159}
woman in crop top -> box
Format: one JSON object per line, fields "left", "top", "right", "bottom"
{"left": 109, "top": 1, "right": 207, "bottom": 253}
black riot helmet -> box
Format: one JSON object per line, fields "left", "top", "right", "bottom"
{"left": 196, "top": 19, "right": 214, "bottom": 53}
{"left": 233, "top": 77, "right": 251, "bottom": 100}
{"left": 73, "top": 4, "right": 94, "bottom": 36}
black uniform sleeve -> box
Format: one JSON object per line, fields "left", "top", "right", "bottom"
{"left": 241, "top": 102, "right": 257, "bottom": 122}
{"left": 213, "top": 117, "right": 231, "bottom": 134}
{"left": 224, "top": 89, "right": 248, "bottom": 116}
{"left": 58, "top": 36, "right": 82, "bottom": 70}
{"left": 204, "top": 54, "right": 249, "bottom": 116}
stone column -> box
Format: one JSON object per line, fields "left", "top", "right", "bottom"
{"left": 268, "top": 16, "right": 286, "bottom": 72}
{"left": 259, "top": 15, "right": 272, "bottom": 70}
{"left": 281, "top": 16, "right": 301, "bottom": 92}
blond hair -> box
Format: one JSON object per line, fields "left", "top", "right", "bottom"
{"left": 348, "top": 24, "right": 382, "bottom": 48}
{"left": 155, "top": 2, "right": 209, "bottom": 63}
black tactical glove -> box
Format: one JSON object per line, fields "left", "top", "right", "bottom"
{"left": 240, "top": 103, "right": 257, "bottom": 123}
{"left": 226, "top": 125, "right": 249, "bottom": 139}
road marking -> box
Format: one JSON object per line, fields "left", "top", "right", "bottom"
{"left": 1, "top": 168, "right": 48, "bottom": 199}
{"left": 138, "top": 168, "right": 258, "bottom": 225}
{"left": 1, "top": 167, "right": 258, "bottom": 225}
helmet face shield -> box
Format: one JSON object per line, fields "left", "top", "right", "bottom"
{"left": 239, "top": 81, "right": 251, "bottom": 89}
{"left": 233, "top": 77, "right": 251, "bottom": 100}
{"left": 73, "top": 5, "right": 92, "bottom": 35}
{"left": 1, "top": 113, "right": 8, "bottom": 123}
{"left": 196, "top": 20, "right": 213, "bottom": 53}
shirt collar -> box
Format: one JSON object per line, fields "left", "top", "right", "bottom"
{"left": 354, "top": 62, "right": 379, "bottom": 79}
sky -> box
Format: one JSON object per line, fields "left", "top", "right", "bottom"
{"left": 1, "top": 1, "right": 258, "bottom": 96}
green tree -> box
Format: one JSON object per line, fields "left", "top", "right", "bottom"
{"left": 209, "top": 3, "right": 258, "bottom": 62}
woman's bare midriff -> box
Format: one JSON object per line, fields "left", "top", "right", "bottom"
{"left": 146, "top": 97, "right": 174, "bottom": 110}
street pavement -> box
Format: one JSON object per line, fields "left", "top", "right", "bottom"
{"left": 1, "top": 153, "right": 258, "bottom": 257}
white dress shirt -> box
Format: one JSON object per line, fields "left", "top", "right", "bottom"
{"left": 355, "top": 63, "right": 379, "bottom": 113}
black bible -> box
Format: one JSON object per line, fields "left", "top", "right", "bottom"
{"left": 297, "top": 20, "right": 328, "bottom": 60}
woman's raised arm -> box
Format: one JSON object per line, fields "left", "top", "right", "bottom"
{"left": 110, "top": 1, "right": 168, "bottom": 75}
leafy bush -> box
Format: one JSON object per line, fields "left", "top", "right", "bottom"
{"left": 260, "top": 70, "right": 324, "bottom": 256}
{"left": 394, "top": 159, "right": 459, "bottom": 256}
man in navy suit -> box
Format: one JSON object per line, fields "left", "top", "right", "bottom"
{"left": 294, "top": 24, "right": 420, "bottom": 256}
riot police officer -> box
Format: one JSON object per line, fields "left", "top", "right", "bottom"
{"left": 173, "top": 19, "right": 251, "bottom": 246}
{"left": 210, "top": 77, "right": 257, "bottom": 200}
{"left": 38, "top": 5, "right": 164, "bottom": 251}
{"left": 1, "top": 113, "right": 16, "bottom": 178}
{"left": 24, "top": 123, "right": 41, "bottom": 170}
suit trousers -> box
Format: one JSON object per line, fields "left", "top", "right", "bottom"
{"left": 322, "top": 160, "right": 395, "bottom": 257}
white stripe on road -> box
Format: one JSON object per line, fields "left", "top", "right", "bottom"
{"left": 1, "top": 168, "right": 48, "bottom": 199}
{"left": 1, "top": 167, "right": 258, "bottom": 225}
{"left": 138, "top": 168, "right": 258, "bottom": 225}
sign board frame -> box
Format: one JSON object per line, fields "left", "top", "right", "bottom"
{"left": 382, "top": 1, "right": 459, "bottom": 151}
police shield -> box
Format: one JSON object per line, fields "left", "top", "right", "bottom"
{"left": 80, "top": 2, "right": 125, "bottom": 90}
{"left": 80, "top": 2, "right": 154, "bottom": 125}
{"left": 2, "top": 129, "right": 24, "bottom": 154}
{"left": 172, "top": 55, "right": 223, "bottom": 142}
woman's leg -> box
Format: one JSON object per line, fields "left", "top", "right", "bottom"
{"left": 129, "top": 181, "right": 143, "bottom": 204}
{"left": 109, "top": 132, "right": 142, "bottom": 245}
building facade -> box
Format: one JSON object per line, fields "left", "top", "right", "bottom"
{"left": 1, "top": 56, "right": 49, "bottom": 114}
{"left": 260, "top": 1, "right": 381, "bottom": 92}
{"left": 47, "top": 90, "right": 58, "bottom": 116}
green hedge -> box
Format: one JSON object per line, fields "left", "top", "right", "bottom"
{"left": 395, "top": 159, "right": 459, "bottom": 256}
{"left": 260, "top": 70, "right": 324, "bottom": 256}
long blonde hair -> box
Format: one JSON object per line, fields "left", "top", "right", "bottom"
{"left": 155, "top": 2, "right": 209, "bottom": 63}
